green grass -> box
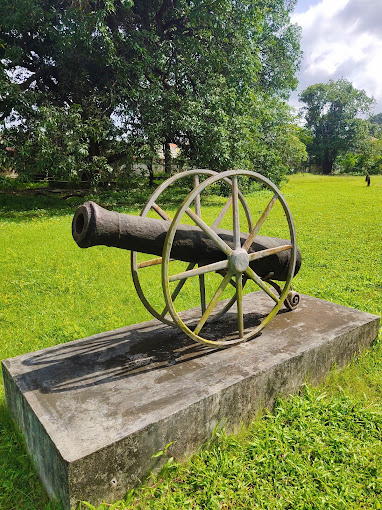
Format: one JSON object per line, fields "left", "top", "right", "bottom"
{"left": 1, "top": 174, "right": 382, "bottom": 509}
{"left": 119, "top": 386, "right": 382, "bottom": 510}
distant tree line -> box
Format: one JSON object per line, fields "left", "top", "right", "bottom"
{"left": 298, "top": 79, "right": 382, "bottom": 176}
{"left": 0, "top": 0, "right": 306, "bottom": 187}
{"left": 2, "top": 0, "right": 377, "bottom": 187}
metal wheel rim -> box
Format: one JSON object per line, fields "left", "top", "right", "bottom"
{"left": 161, "top": 169, "right": 297, "bottom": 347}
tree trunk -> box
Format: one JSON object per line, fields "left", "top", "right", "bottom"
{"left": 164, "top": 141, "right": 172, "bottom": 174}
{"left": 148, "top": 158, "right": 154, "bottom": 187}
{"left": 322, "top": 155, "right": 334, "bottom": 175}
{"left": 82, "top": 139, "right": 101, "bottom": 184}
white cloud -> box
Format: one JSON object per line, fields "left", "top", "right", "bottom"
{"left": 291, "top": 0, "right": 382, "bottom": 114}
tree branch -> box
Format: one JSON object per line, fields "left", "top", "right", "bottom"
{"left": 155, "top": 0, "right": 174, "bottom": 32}
{"left": 107, "top": 151, "right": 130, "bottom": 164}
{"left": 19, "top": 68, "right": 48, "bottom": 91}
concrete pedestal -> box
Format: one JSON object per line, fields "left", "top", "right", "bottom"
{"left": 2, "top": 293, "right": 380, "bottom": 509}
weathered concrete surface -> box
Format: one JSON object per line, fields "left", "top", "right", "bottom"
{"left": 2, "top": 293, "right": 380, "bottom": 509}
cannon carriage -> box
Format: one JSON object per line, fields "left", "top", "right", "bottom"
{"left": 72, "top": 169, "right": 301, "bottom": 347}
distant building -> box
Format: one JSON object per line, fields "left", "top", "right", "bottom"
{"left": 157, "top": 143, "right": 180, "bottom": 163}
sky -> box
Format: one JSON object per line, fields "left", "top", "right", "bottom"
{"left": 290, "top": 0, "right": 382, "bottom": 115}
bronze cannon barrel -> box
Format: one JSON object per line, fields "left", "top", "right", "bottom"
{"left": 72, "top": 201, "right": 301, "bottom": 281}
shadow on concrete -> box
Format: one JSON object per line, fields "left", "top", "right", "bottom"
{"left": 16, "top": 310, "right": 269, "bottom": 394}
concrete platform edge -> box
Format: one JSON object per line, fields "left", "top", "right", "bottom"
{"left": 3, "top": 363, "right": 69, "bottom": 508}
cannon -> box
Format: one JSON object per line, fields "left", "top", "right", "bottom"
{"left": 72, "top": 169, "right": 301, "bottom": 347}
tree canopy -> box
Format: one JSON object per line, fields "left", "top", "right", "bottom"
{"left": 1, "top": 0, "right": 303, "bottom": 185}
{"left": 368, "top": 113, "right": 382, "bottom": 138}
{"left": 299, "top": 79, "right": 375, "bottom": 174}
{"left": 335, "top": 111, "right": 382, "bottom": 176}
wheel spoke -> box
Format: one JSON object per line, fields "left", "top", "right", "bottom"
{"left": 215, "top": 269, "right": 237, "bottom": 289}
{"left": 232, "top": 175, "right": 241, "bottom": 250}
{"left": 169, "top": 259, "right": 229, "bottom": 282}
{"left": 216, "top": 269, "right": 249, "bottom": 289}
{"left": 199, "top": 273, "right": 206, "bottom": 314}
{"left": 137, "top": 257, "right": 177, "bottom": 269}
{"left": 193, "top": 175, "right": 202, "bottom": 218}
{"left": 161, "top": 262, "right": 196, "bottom": 317}
{"left": 193, "top": 182, "right": 208, "bottom": 315}
{"left": 152, "top": 202, "right": 172, "bottom": 221}
{"left": 243, "top": 195, "right": 278, "bottom": 251}
{"left": 248, "top": 244, "right": 292, "bottom": 262}
{"left": 137, "top": 257, "right": 163, "bottom": 269}
{"left": 186, "top": 208, "right": 233, "bottom": 257}
{"left": 245, "top": 266, "right": 280, "bottom": 304}
{"left": 212, "top": 196, "right": 232, "bottom": 229}
{"left": 209, "top": 274, "right": 249, "bottom": 324}
{"left": 236, "top": 273, "right": 244, "bottom": 337}
{"left": 194, "top": 269, "right": 234, "bottom": 335}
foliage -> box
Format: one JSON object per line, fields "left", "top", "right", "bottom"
{"left": 367, "top": 137, "right": 382, "bottom": 174}
{"left": 370, "top": 113, "right": 382, "bottom": 124}
{"left": 180, "top": 91, "right": 307, "bottom": 184}
{"left": 1, "top": 174, "right": 382, "bottom": 508}
{"left": 1, "top": 0, "right": 302, "bottom": 185}
{"left": 335, "top": 136, "right": 382, "bottom": 175}
{"left": 369, "top": 113, "right": 382, "bottom": 138}
{"left": 0, "top": 104, "right": 129, "bottom": 185}
{"left": 299, "top": 79, "right": 375, "bottom": 174}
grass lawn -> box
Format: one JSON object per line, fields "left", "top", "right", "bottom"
{"left": 1, "top": 173, "right": 382, "bottom": 509}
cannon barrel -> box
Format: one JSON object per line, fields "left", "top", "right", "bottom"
{"left": 72, "top": 201, "right": 301, "bottom": 281}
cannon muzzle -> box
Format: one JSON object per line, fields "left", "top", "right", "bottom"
{"left": 72, "top": 201, "right": 301, "bottom": 281}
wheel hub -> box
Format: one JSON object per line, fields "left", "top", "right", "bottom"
{"left": 230, "top": 249, "right": 249, "bottom": 273}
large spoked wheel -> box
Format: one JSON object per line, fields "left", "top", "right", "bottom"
{"left": 162, "top": 169, "right": 298, "bottom": 347}
{"left": 131, "top": 169, "right": 253, "bottom": 326}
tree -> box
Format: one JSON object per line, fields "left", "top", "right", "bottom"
{"left": 369, "top": 113, "right": 382, "bottom": 138}
{"left": 299, "top": 79, "right": 375, "bottom": 174}
{"left": 184, "top": 91, "right": 308, "bottom": 181}
{"left": 117, "top": 0, "right": 302, "bottom": 180}
{"left": 369, "top": 113, "right": 382, "bottom": 125}
{"left": 336, "top": 132, "right": 382, "bottom": 176}
{"left": 1, "top": 0, "right": 302, "bottom": 185}
{"left": 0, "top": 0, "right": 133, "bottom": 182}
